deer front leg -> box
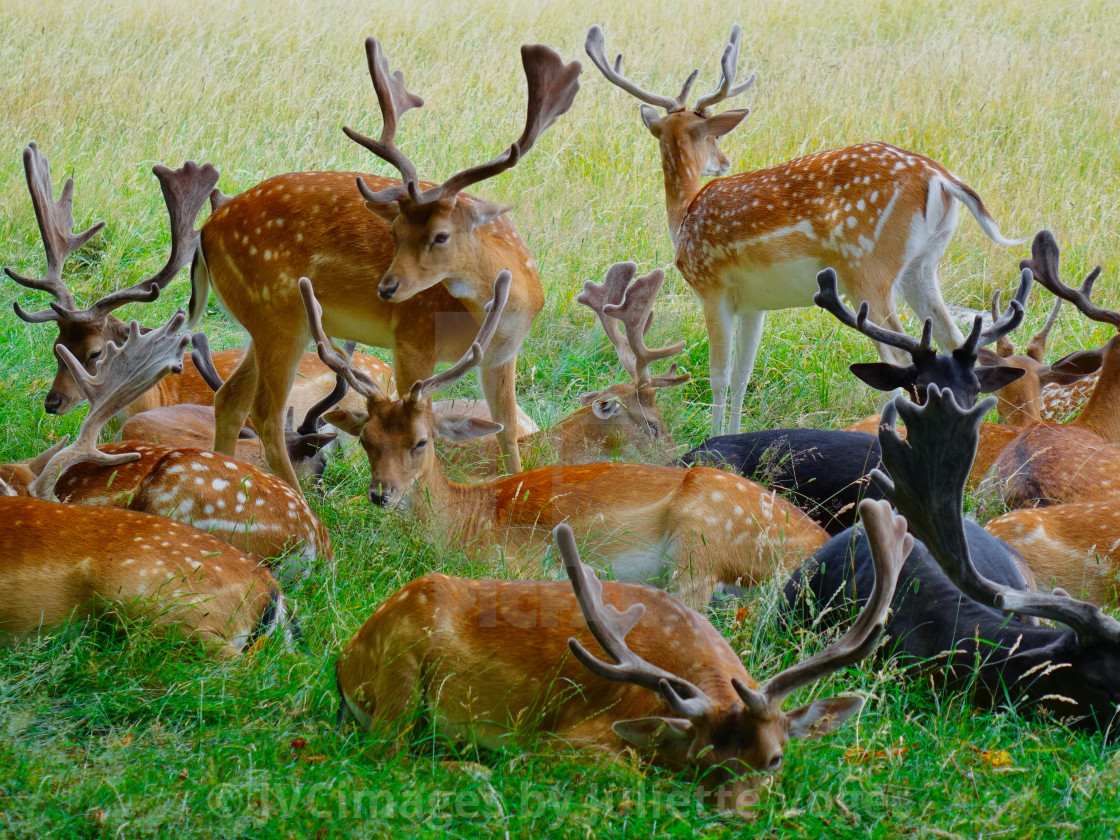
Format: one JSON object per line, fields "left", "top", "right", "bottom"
{"left": 248, "top": 339, "right": 305, "bottom": 491}
{"left": 727, "top": 310, "right": 766, "bottom": 434}
{"left": 701, "top": 295, "right": 735, "bottom": 435}
{"left": 213, "top": 344, "right": 257, "bottom": 455}
{"left": 480, "top": 358, "right": 523, "bottom": 474}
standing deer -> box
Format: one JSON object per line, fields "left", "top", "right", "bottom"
{"left": 190, "top": 37, "right": 581, "bottom": 489}
{"left": 0, "top": 313, "right": 294, "bottom": 656}
{"left": 585, "top": 25, "right": 1022, "bottom": 434}
{"left": 337, "top": 507, "right": 909, "bottom": 814}
{"left": 4, "top": 142, "right": 219, "bottom": 416}
{"left": 303, "top": 272, "right": 826, "bottom": 608}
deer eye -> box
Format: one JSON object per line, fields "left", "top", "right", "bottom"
{"left": 432, "top": 232, "right": 450, "bottom": 246}
{"left": 411, "top": 439, "right": 428, "bottom": 454}
{"left": 87, "top": 350, "right": 102, "bottom": 363}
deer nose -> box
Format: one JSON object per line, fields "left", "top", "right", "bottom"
{"left": 44, "top": 392, "right": 64, "bottom": 414}
{"left": 368, "top": 487, "right": 391, "bottom": 507}
{"left": 378, "top": 276, "right": 401, "bottom": 300}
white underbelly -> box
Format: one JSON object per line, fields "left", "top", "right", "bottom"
{"left": 720, "top": 256, "right": 826, "bottom": 312}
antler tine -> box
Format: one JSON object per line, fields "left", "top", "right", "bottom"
{"left": 988, "top": 290, "right": 1015, "bottom": 357}
{"left": 344, "top": 36, "right": 425, "bottom": 202}
{"left": 969, "top": 267, "right": 1033, "bottom": 353}
{"left": 693, "top": 24, "right": 757, "bottom": 112}
{"left": 585, "top": 25, "right": 683, "bottom": 112}
{"left": 555, "top": 523, "right": 715, "bottom": 719}
{"left": 873, "top": 387, "right": 1120, "bottom": 643}
{"left": 7, "top": 142, "right": 106, "bottom": 323}
{"left": 813, "top": 268, "right": 923, "bottom": 356}
{"left": 189, "top": 331, "right": 225, "bottom": 392}
{"left": 578, "top": 261, "right": 640, "bottom": 379}
{"left": 435, "top": 43, "right": 582, "bottom": 201}
{"left": 1020, "top": 230, "right": 1120, "bottom": 331}
{"left": 602, "top": 267, "right": 687, "bottom": 384}
{"left": 296, "top": 341, "right": 355, "bottom": 435}
{"left": 29, "top": 311, "right": 191, "bottom": 500}
{"left": 749, "top": 498, "right": 912, "bottom": 710}
{"left": 409, "top": 270, "right": 511, "bottom": 403}
{"left": 298, "top": 278, "right": 386, "bottom": 401}
{"left": 1025, "top": 297, "right": 1063, "bottom": 362}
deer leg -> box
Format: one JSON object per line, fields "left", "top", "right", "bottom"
{"left": 480, "top": 358, "right": 523, "bottom": 474}
{"left": 248, "top": 339, "right": 304, "bottom": 491}
{"left": 895, "top": 235, "right": 965, "bottom": 352}
{"left": 393, "top": 342, "right": 436, "bottom": 398}
{"left": 213, "top": 344, "right": 257, "bottom": 455}
{"left": 701, "top": 296, "right": 735, "bottom": 435}
{"left": 727, "top": 310, "right": 766, "bottom": 433}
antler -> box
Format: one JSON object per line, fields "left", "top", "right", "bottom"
{"left": 344, "top": 37, "right": 425, "bottom": 205}
{"left": 991, "top": 290, "right": 1061, "bottom": 361}
{"left": 814, "top": 268, "right": 931, "bottom": 357}
{"left": 584, "top": 25, "right": 686, "bottom": 112}
{"left": 6, "top": 143, "right": 105, "bottom": 322}
{"left": 872, "top": 387, "right": 1120, "bottom": 644}
{"left": 555, "top": 523, "right": 715, "bottom": 719}
{"left": 299, "top": 279, "right": 387, "bottom": 402}
{"left": 407, "top": 270, "right": 511, "bottom": 403}
{"left": 29, "top": 311, "right": 191, "bottom": 499}
{"left": 735, "top": 498, "right": 911, "bottom": 712}
{"left": 578, "top": 262, "right": 688, "bottom": 386}
{"left": 693, "top": 25, "right": 757, "bottom": 113}
{"left": 297, "top": 340, "right": 355, "bottom": 435}
{"left": 956, "top": 267, "right": 1033, "bottom": 358}
{"left": 1020, "top": 229, "right": 1120, "bottom": 331}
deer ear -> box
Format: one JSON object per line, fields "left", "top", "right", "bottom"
{"left": 975, "top": 365, "right": 1027, "bottom": 394}
{"left": 589, "top": 396, "right": 624, "bottom": 420}
{"left": 363, "top": 200, "right": 401, "bottom": 223}
{"left": 700, "top": 108, "right": 750, "bottom": 138}
{"left": 465, "top": 197, "right": 510, "bottom": 230}
{"left": 612, "top": 717, "right": 694, "bottom": 748}
{"left": 435, "top": 415, "right": 503, "bottom": 442}
{"left": 322, "top": 409, "right": 369, "bottom": 437}
{"left": 1044, "top": 348, "right": 1105, "bottom": 384}
{"left": 786, "top": 696, "right": 864, "bottom": 740}
{"left": 848, "top": 362, "right": 912, "bottom": 392}
{"left": 639, "top": 104, "right": 662, "bottom": 133}
{"left": 975, "top": 348, "right": 1005, "bottom": 368}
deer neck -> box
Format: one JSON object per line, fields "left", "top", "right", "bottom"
{"left": 658, "top": 139, "right": 705, "bottom": 247}
{"left": 1071, "top": 335, "right": 1120, "bottom": 442}
{"left": 407, "top": 455, "right": 496, "bottom": 542}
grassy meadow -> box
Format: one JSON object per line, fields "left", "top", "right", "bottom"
{"left": 2, "top": 0, "right": 1119, "bottom": 836}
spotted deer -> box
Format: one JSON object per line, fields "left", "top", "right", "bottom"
{"left": 337, "top": 507, "right": 908, "bottom": 814}
{"left": 985, "top": 231, "right": 1120, "bottom": 509}
{"left": 586, "top": 25, "right": 1022, "bottom": 435}
{"left": 304, "top": 272, "right": 826, "bottom": 608}
{"left": 1, "top": 312, "right": 331, "bottom": 581}
{"left": 189, "top": 37, "right": 581, "bottom": 489}
{"left": 0, "top": 314, "right": 294, "bottom": 656}
{"left": 440, "top": 262, "right": 690, "bottom": 477}
{"left": 4, "top": 142, "right": 219, "bottom": 416}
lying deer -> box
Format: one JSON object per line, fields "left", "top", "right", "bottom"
{"left": 0, "top": 315, "right": 294, "bottom": 656}
{"left": 337, "top": 507, "right": 909, "bottom": 814}
{"left": 190, "top": 38, "right": 581, "bottom": 487}
{"left": 440, "top": 262, "right": 689, "bottom": 477}
{"left": 678, "top": 267, "right": 1030, "bottom": 532}
{"left": 4, "top": 142, "right": 219, "bottom": 417}
{"left": 304, "top": 272, "right": 826, "bottom": 608}
{"left": 1, "top": 312, "right": 331, "bottom": 581}
{"left": 985, "top": 231, "right": 1120, "bottom": 509}
{"left": 586, "top": 25, "right": 1022, "bottom": 435}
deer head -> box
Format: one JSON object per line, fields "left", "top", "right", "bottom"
{"left": 342, "top": 38, "right": 580, "bottom": 302}
{"left": 4, "top": 143, "right": 218, "bottom": 415}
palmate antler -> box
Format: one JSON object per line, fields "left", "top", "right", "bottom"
{"left": 29, "top": 311, "right": 192, "bottom": 500}
{"left": 346, "top": 38, "right": 581, "bottom": 206}
{"left": 585, "top": 25, "right": 755, "bottom": 115}
{"left": 577, "top": 261, "right": 689, "bottom": 388}
{"left": 6, "top": 144, "right": 218, "bottom": 325}
{"left": 872, "top": 387, "right": 1120, "bottom": 644}
{"left": 1020, "top": 229, "right": 1120, "bottom": 332}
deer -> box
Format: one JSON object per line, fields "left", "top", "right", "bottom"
{"left": 983, "top": 231, "right": 1120, "bottom": 510}
{"left": 977, "top": 293, "right": 1101, "bottom": 425}
{"left": 189, "top": 37, "right": 582, "bottom": 490}
{"left": 585, "top": 25, "right": 1023, "bottom": 436}
{"left": 787, "top": 386, "right": 1120, "bottom": 729}
{"left": 336, "top": 506, "right": 909, "bottom": 815}
{"left": 0, "top": 313, "right": 295, "bottom": 656}
{"left": 677, "top": 267, "right": 1031, "bottom": 533}
{"left": 4, "top": 142, "right": 219, "bottom": 417}
{"left": 303, "top": 272, "right": 827, "bottom": 608}
{"left": 439, "top": 262, "right": 690, "bottom": 477}
{"left": 0, "top": 311, "right": 331, "bottom": 582}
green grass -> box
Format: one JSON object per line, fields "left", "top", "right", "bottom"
{"left": 2, "top": 0, "right": 1120, "bottom": 836}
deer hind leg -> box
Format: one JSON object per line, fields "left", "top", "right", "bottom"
{"left": 727, "top": 310, "right": 767, "bottom": 434}
{"left": 249, "top": 337, "right": 305, "bottom": 491}
{"left": 479, "top": 358, "right": 522, "bottom": 474}
{"left": 213, "top": 344, "right": 258, "bottom": 455}
{"left": 701, "top": 295, "right": 736, "bottom": 436}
